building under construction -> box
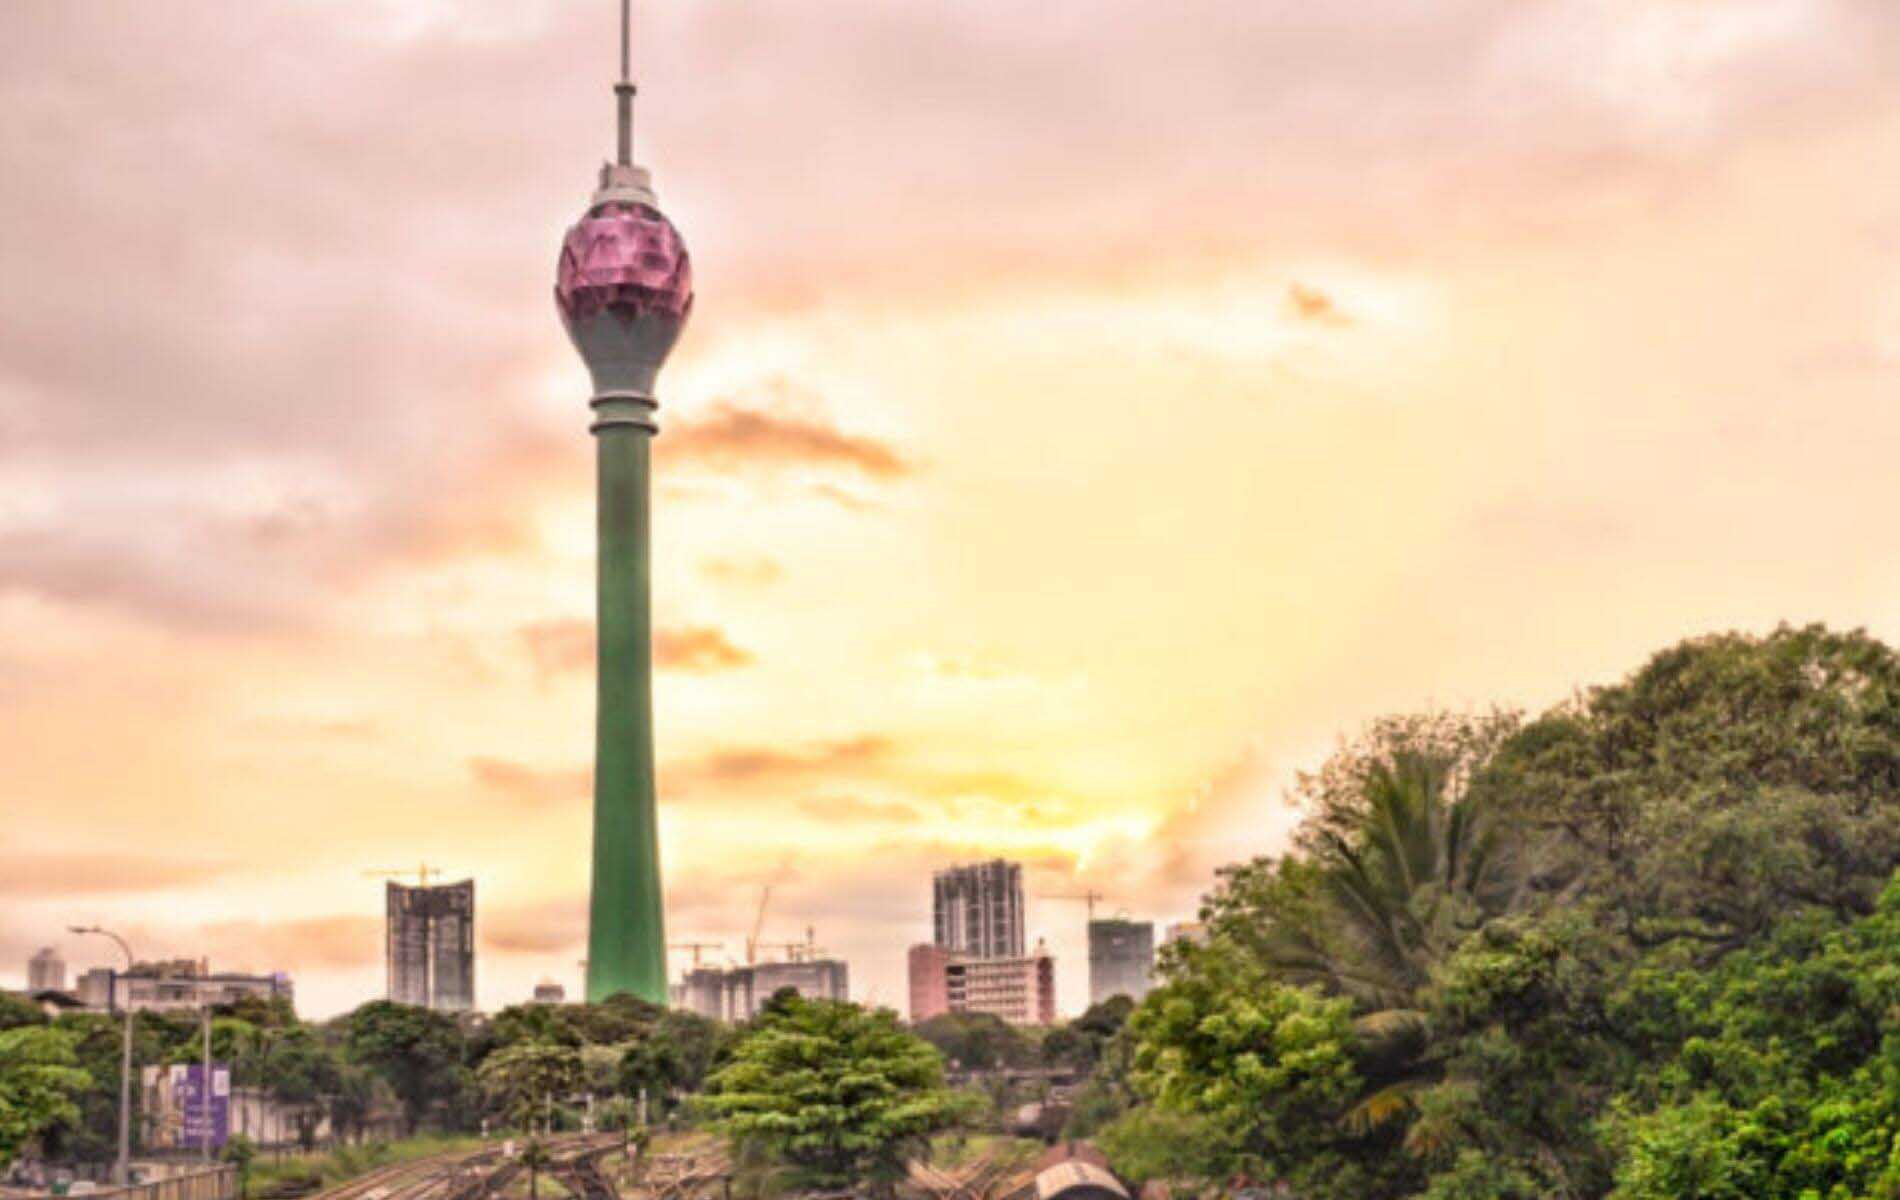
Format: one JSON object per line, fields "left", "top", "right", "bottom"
{"left": 386, "top": 880, "right": 475, "bottom": 1012}
{"left": 1087, "top": 919, "right": 1155, "bottom": 1005}
{"left": 672, "top": 957, "right": 848, "bottom": 1021}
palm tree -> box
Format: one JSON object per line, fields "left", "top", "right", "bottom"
{"left": 1248, "top": 750, "right": 1523, "bottom": 1009}
{"left": 1243, "top": 737, "right": 1534, "bottom": 1133}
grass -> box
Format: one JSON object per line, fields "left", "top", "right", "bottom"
{"left": 248, "top": 1135, "right": 484, "bottom": 1198}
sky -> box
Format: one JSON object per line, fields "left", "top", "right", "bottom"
{"left": 4, "top": 0, "right": 1900, "bottom": 1019}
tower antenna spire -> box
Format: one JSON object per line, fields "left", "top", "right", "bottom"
{"left": 615, "top": 0, "right": 635, "bottom": 166}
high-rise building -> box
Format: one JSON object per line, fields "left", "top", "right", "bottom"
{"left": 1088, "top": 919, "right": 1155, "bottom": 1005}
{"left": 908, "top": 941, "right": 1055, "bottom": 1027}
{"left": 532, "top": 981, "right": 566, "bottom": 1005}
{"left": 672, "top": 959, "right": 849, "bottom": 1022}
{"left": 28, "top": 947, "right": 65, "bottom": 992}
{"left": 558, "top": 0, "right": 692, "bottom": 1007}
{"left": 933, "top": 859, "right": 1025, "bottom": 960}
{"left": 386, "top": 880, "right": 475, "bottom": 1012}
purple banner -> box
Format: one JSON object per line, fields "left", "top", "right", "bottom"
{"left": 173, "top": 1063, "right": 231, "bottom": 1148}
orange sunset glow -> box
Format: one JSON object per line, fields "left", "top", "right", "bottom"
{"left": 5, "top": 0, "right": 1900, "bottom": 1017}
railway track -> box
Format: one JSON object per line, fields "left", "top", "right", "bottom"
{"left": 307, "top": 1136, "right": 616, "bottom": 1200}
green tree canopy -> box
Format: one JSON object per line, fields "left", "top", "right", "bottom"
{"left": 0, "top": 993, "right": 48, "bottom": 1033}
{"left": 700, "top": 997, "right": 974, "bottom": 1189}
{"left": 477, "top": 1039, "right": 582, "bottom": 1133}
{"left": 343, "top": 1001, "right": 464, "bottom": 1133}
{"left": 0, "top": 1025, "right": 91, "bottom": 1169}
{"left": 910, "top": 1011, "right": 1036, "bottom": 1071}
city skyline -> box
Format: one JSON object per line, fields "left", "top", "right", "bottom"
{"left": 9, "top": 0, "right": 1900, "bottom": 1018}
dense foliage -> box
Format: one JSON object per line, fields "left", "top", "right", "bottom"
{"left": 699, "top": 995, "right": 974, "bottom": 1188}
{"left": 1099, "top": 625, "right": 1900, "bottom": 1199}
{"left": 0, "top": 988, "right": 727, "bottom": 1165}
{"left": 0, "top": 1026, "right": 91, "bottom": 1169}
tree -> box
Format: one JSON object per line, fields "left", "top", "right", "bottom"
{"left": 0, "top": 993, "right": 47, "bottom": 1033}
{"left": 699, "top": 997, "right": 975, "bottom": 1190}
{"left": 344, "top": 1001, "right": 465, "bottom": 1134}
{"left": 1043, "top": 996, "right": 1134, "bottom": 1072}
{"left": 910, "top": 1011, "right": 1035, "bottom": 1071}
{"left": 1213, "top": 710, "right": 1527, "bottom": 1012}
{"left": 0, "top": 1025, "right": 91, "bottom": 1169}
{"left": 1120, "top": 944, "right": 1417, "bottom": 1198}
{"left": 1495, "top": 625, "right": 1900, "bottom": 951}
{"left": 1177, "top": 711, "right": 1530, "bottom": 1145}
{"left": 620, "top": 1009, "right": 728, "bottom": 1115}
{"left": 222, "top": 1134, "right": 258, "bottom": 1199}
{"left": 256, "top": 1027, "right": 344, "bottom": 1148}
{"left": 477, "top": 1040, "right": 582, "bottom": 1134}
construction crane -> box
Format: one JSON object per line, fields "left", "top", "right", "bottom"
{"left": 1039, "top": 889, "right": 1106, "bottom": 922}
{"left": 744, "top": 884, "right": 773, "bottom": 965}
{"left": 364, "top": 864, "right": 445, "bottom": 888}
{"left": 755, "top": 941, "right": 807, "bottom": 962}
{"left": 670, "top": 942, "right": 723, "bottom": 969}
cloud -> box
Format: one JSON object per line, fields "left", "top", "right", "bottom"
{"left": 794, "top": 795, "right": 923, "bottom": 824}
{"left": 662, "top": 735, "right": 894, "bottom": 796}
{"left": 655, "top": 626, "right": 755, "bottom": 671}
{"left": 0, "top": 852, "right": 238, "bottom": 897}
{"left": 519, "top": 619, "right": 594, "bottom": 680}
{"left": 483, "top": 899, "right": 586, "bottom": 956}
{"left": 470, "top": 757, "right": 590, "bottom": 806}
{"left": 1286, "top": 283, "right": 1352, "bottom": 326}
{"left": 193, "top": 915, "right": 383, "bottom": 972}
{"left": 519, "top": 619, "right": 753, "bottom": 679}
{"left": 699, "top": 557, "right": 784, "bottom": 588}
{"left": 663, "top": 403, "right": 909, "bottom": 480}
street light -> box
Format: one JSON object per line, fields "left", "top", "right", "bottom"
{"left": 69, "top": 926, "right": 134, "bottom": 1185}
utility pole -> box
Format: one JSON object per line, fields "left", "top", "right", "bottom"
{"left": 201, "top": 987, "right": 212, "bottom": 1163}
{"left": 70, "top": 926, "right": 134, "bottom": 1185}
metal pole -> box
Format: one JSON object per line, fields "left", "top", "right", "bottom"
{"left": 201, "top": 990, "right": 213, "bottom": 1162}
{"left": 71, "top": 927, "right": 134, "bottom": 1185}
{"left": 614, "top": 0, "right": 634, "bottom": 165}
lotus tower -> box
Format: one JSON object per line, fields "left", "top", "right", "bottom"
{"left": 554, "top": 0, "right": 692, "bottom": 1005}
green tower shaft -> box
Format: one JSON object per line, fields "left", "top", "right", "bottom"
{"left": 588, "top": 413, "right": 667, "bottom": 1003}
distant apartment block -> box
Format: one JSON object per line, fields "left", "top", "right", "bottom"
{"left": 908, "top": 941, "right": 1056, "bottom": 1026}
{"left": 28, "top": 947, "right": 65, "bottom": 993}
{"left": 531, "top": 981, "right": 566, "bottom": 1005}
{"left": 933, "top": 859, "right": 1024, "bottom": 960}
{"left": 1088, "top": 919, "right": 1155, "bottom": 1005}
{"left": 673, "top": 958, "right": 849, "bottom": 1021}
{"left": 75, "top": 959, "right": 293, "bottom": 1014}
{"left": 386, "top": 880, "right": 476, "bottom": 1012}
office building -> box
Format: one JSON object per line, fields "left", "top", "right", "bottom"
{"left": 908, "top": 944, "right": 955, "bottom": 1022}
{"left": 75, "top": 960, "right": 293, "bottom": 1013}
{"left": 386, "top": 880, "right": 476, "bottom": 1012}
{"left": 908, "top": 941, "right": 1056, "bottom": 1026}
{"left": 933, "top": 859, "right": 1025, "bottom": 960}
{"left": 673, "top": 958, "right": 849, "bottom": 1022}
{"left": 28, "top": 947, "right": 65, "bottom": 992}
{"left": 1088, "top": 919, "right": 1155, "bottom": 1005}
